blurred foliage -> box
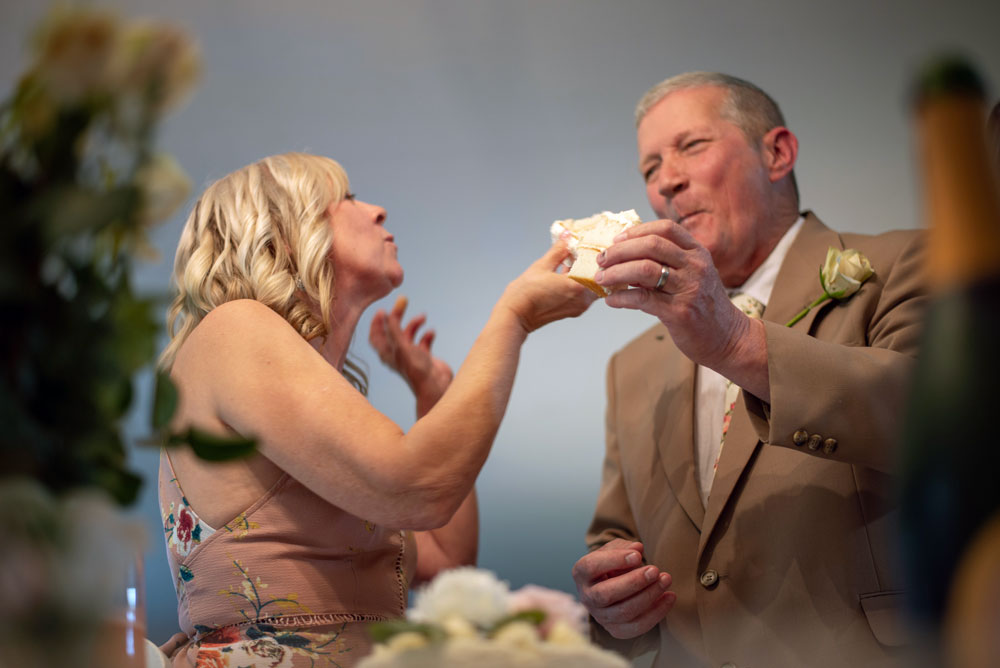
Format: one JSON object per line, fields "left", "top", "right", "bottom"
{"left": 0, "top": 5, "right": 252, "bottom": 507}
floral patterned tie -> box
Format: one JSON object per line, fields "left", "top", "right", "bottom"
{"left": 713, "top": 292, "right": 765, "bottom": 478}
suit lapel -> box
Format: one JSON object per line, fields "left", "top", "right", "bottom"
{"left": 698, "top": 212, "right": 843, "bottom": 553}
{"left": 698, "top": 400, "right": 758, "bottom": 557}
{"left": 649, "top": 329, "right": 705, "bottom": 529}
{"left": 762, "top": 212, "right": 846, "bottom": 334}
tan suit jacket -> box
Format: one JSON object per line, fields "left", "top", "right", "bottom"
{"left": 587, "top": 213, "right": 928, "bottom": 668}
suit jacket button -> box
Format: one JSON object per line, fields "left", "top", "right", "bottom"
{"left": 792, "top": 429, "right": 809, "bottom": 446}
{"left": 700, "top": 569, "right": 719, "bottom": 589}
{"left": 823, "top": 438, "right": 838, "bottom": 454}
{"left": 807, "top": 434, "right": 822, "bottom": 450}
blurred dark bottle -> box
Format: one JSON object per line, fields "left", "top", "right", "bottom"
{"left": 898, "top": 55, "right": 1000, "bottom": 639}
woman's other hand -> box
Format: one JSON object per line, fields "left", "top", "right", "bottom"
{"left": 369, "top": 296, "right": 454, "bottom": 416}
{"left": 501, "top": 242, "right": 597, "bottom": 333}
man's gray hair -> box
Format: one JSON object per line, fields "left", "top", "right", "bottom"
{"left": 634, "top": 71, "right": 788, "bottom": 144}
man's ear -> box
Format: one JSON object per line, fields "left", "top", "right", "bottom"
{"left": 761, "top": 126, "right": 798, "bottom": 183}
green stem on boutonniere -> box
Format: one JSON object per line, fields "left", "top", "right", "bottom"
{"left": 785, "top": 293, "right": 832, "bottom": 327}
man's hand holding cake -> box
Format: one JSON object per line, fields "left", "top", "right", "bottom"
{"left": 553, "top": 209, "right": 772, "bottom": 405}
{"left": 550, "top": 209, "right": 642, "bottom": 296}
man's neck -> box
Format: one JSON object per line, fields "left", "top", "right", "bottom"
{"left": 722, "top": 200, "right": 800, "bottom": 288}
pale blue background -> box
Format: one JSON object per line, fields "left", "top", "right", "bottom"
{"left": 2, "top": 0, "right": 998, "bottom": 644}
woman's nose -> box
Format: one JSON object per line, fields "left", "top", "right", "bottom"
{"left": 362, "top": 201, "right": 387, "bottom": 225}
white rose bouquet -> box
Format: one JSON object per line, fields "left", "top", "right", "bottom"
{"left": 368, "top": 567, "right": 590, "bottom": 651}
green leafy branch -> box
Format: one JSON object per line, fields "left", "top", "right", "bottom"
{"left": 0, "top": 6, "right": 254, "bottom": 506}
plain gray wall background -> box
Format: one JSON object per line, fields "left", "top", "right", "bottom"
{"left": 3, "top": 0, "right": 999, "bottom": 644}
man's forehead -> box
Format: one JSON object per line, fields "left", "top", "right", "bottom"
{"left": 644, "top": 86, "right": 726, "bottom": 124}
{"left": 638, "top": 87, "right": 736, "bottom": 145}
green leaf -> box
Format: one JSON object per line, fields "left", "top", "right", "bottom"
{"left": 152, "top": 371, "right": 178, "bottom": 430}
{"left": 94, "top": 377, "right": 134, "bottom": 420}
{"left": 367, "top": 620, "right": 445, "bottom": 644}
{"left": 168, "top": 427, "right": 256, "bottom": 462}
{"left": 91, "top": 464, "right": 143, "bottom": 506}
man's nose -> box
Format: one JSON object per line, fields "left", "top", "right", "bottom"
{"left": 654, "top": 163, "right": 687, "bottom": 199}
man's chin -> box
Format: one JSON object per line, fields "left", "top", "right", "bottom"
{"left": 683, "top": 218, "right": 714, "bottom": 246}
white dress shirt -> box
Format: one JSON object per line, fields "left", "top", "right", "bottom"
{"left": 694, "top": 217, "right": 804, "bottom": 506}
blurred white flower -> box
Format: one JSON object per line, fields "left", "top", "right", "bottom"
{"left": 409, "top": 567, "right": 510, "bottom": 628}
{"left": 30, "top": 6, "right": 120, "bottom": 104}
{"left": 135, "top": 153, "right": 192, "bottom": 227}
{"left": 113, "top": 21, "right": 201, "bottom": 114}
{"left": 492, "top": 620, "right": 540, "bottom": 648}
{"left": 27, "top": 6, "right": 199, "bottom": 119}
{"left": 366, "top": 567, "right": 628, "bottom": 666}
{"left": 440, "top": 614, "right": 478, "bottom": 638}
{"left": 0, "top": 480, "right": 145, "bottom": 638}
{"left": 386, "top": 631, "right": 429, "bottom": 652}
{"left": 545, "top": 619, "right": 589, "bottom": 646}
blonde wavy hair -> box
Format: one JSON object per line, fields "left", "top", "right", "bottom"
{"left": 159, "top": 152, "right": 367, "bottom": 393}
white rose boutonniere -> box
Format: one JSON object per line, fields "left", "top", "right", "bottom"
{"left": 786, "top": 247, "right": 875, "bottom": 326}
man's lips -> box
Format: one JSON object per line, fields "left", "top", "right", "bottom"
{"left": 676, "top": 210, "right": 703, "bottom": 225}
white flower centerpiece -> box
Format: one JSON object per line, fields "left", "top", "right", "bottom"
{"left": 359, "top": 567, "right": 627, "bottom": 668}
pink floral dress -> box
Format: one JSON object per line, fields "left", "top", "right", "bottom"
{"left": 159, "top": 451, "right": 416, "bottom": 667}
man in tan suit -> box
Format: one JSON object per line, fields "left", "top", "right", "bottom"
{"left": 572, "top": 72, "right": 927, "bottom": 667}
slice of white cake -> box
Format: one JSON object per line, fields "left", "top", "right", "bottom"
{"left": 550, "top": 209, "right": 641, "bottom": 296}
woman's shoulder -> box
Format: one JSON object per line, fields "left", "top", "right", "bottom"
{"left": 197, "top": 299, "right": 295, "bottom": 336}
{"left": 177, "top": 300, "right": 299, "bottom": 366}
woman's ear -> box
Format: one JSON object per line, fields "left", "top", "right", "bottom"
{"left": 761, "top": 126, "right": 798, "bottom": 183}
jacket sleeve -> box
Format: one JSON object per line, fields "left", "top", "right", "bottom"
{"left": 744, "top": 231, "right": 928, "bottom": 473}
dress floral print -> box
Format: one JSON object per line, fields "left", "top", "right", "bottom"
{"left": 192, "top": 624, "right": 354, "bottom": 668}
{"left": 163, "top": 488, "right": 215, "bottom": 598}
{"left": 164, "top": 493, "right": 216, "bottom": 557}
{"left": 158, "top": 451, "right": 415, "bottom": 668}
{"left": 219, "top": 559, "right": 312, "bottom": 624}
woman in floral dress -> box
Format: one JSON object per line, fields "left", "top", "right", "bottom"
{"left": 156, "top": 152, "right": 594, "bottom": 667}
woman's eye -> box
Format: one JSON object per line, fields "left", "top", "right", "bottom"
{"left": 683, "top": 139, "right": 705, "bottom": 151}
{"left": 344, "top": 192, "right": 356, "bottom": 201}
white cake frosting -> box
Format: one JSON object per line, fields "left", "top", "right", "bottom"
{"left": 550, "top": 209, "right": 642, "bottom": 296}
{"left": 550, "top": 209, "right": 641, "bottom": 254}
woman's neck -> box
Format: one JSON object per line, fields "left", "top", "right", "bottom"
{"left": 310, "top": 291, "right": 368, "bottom": 372}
